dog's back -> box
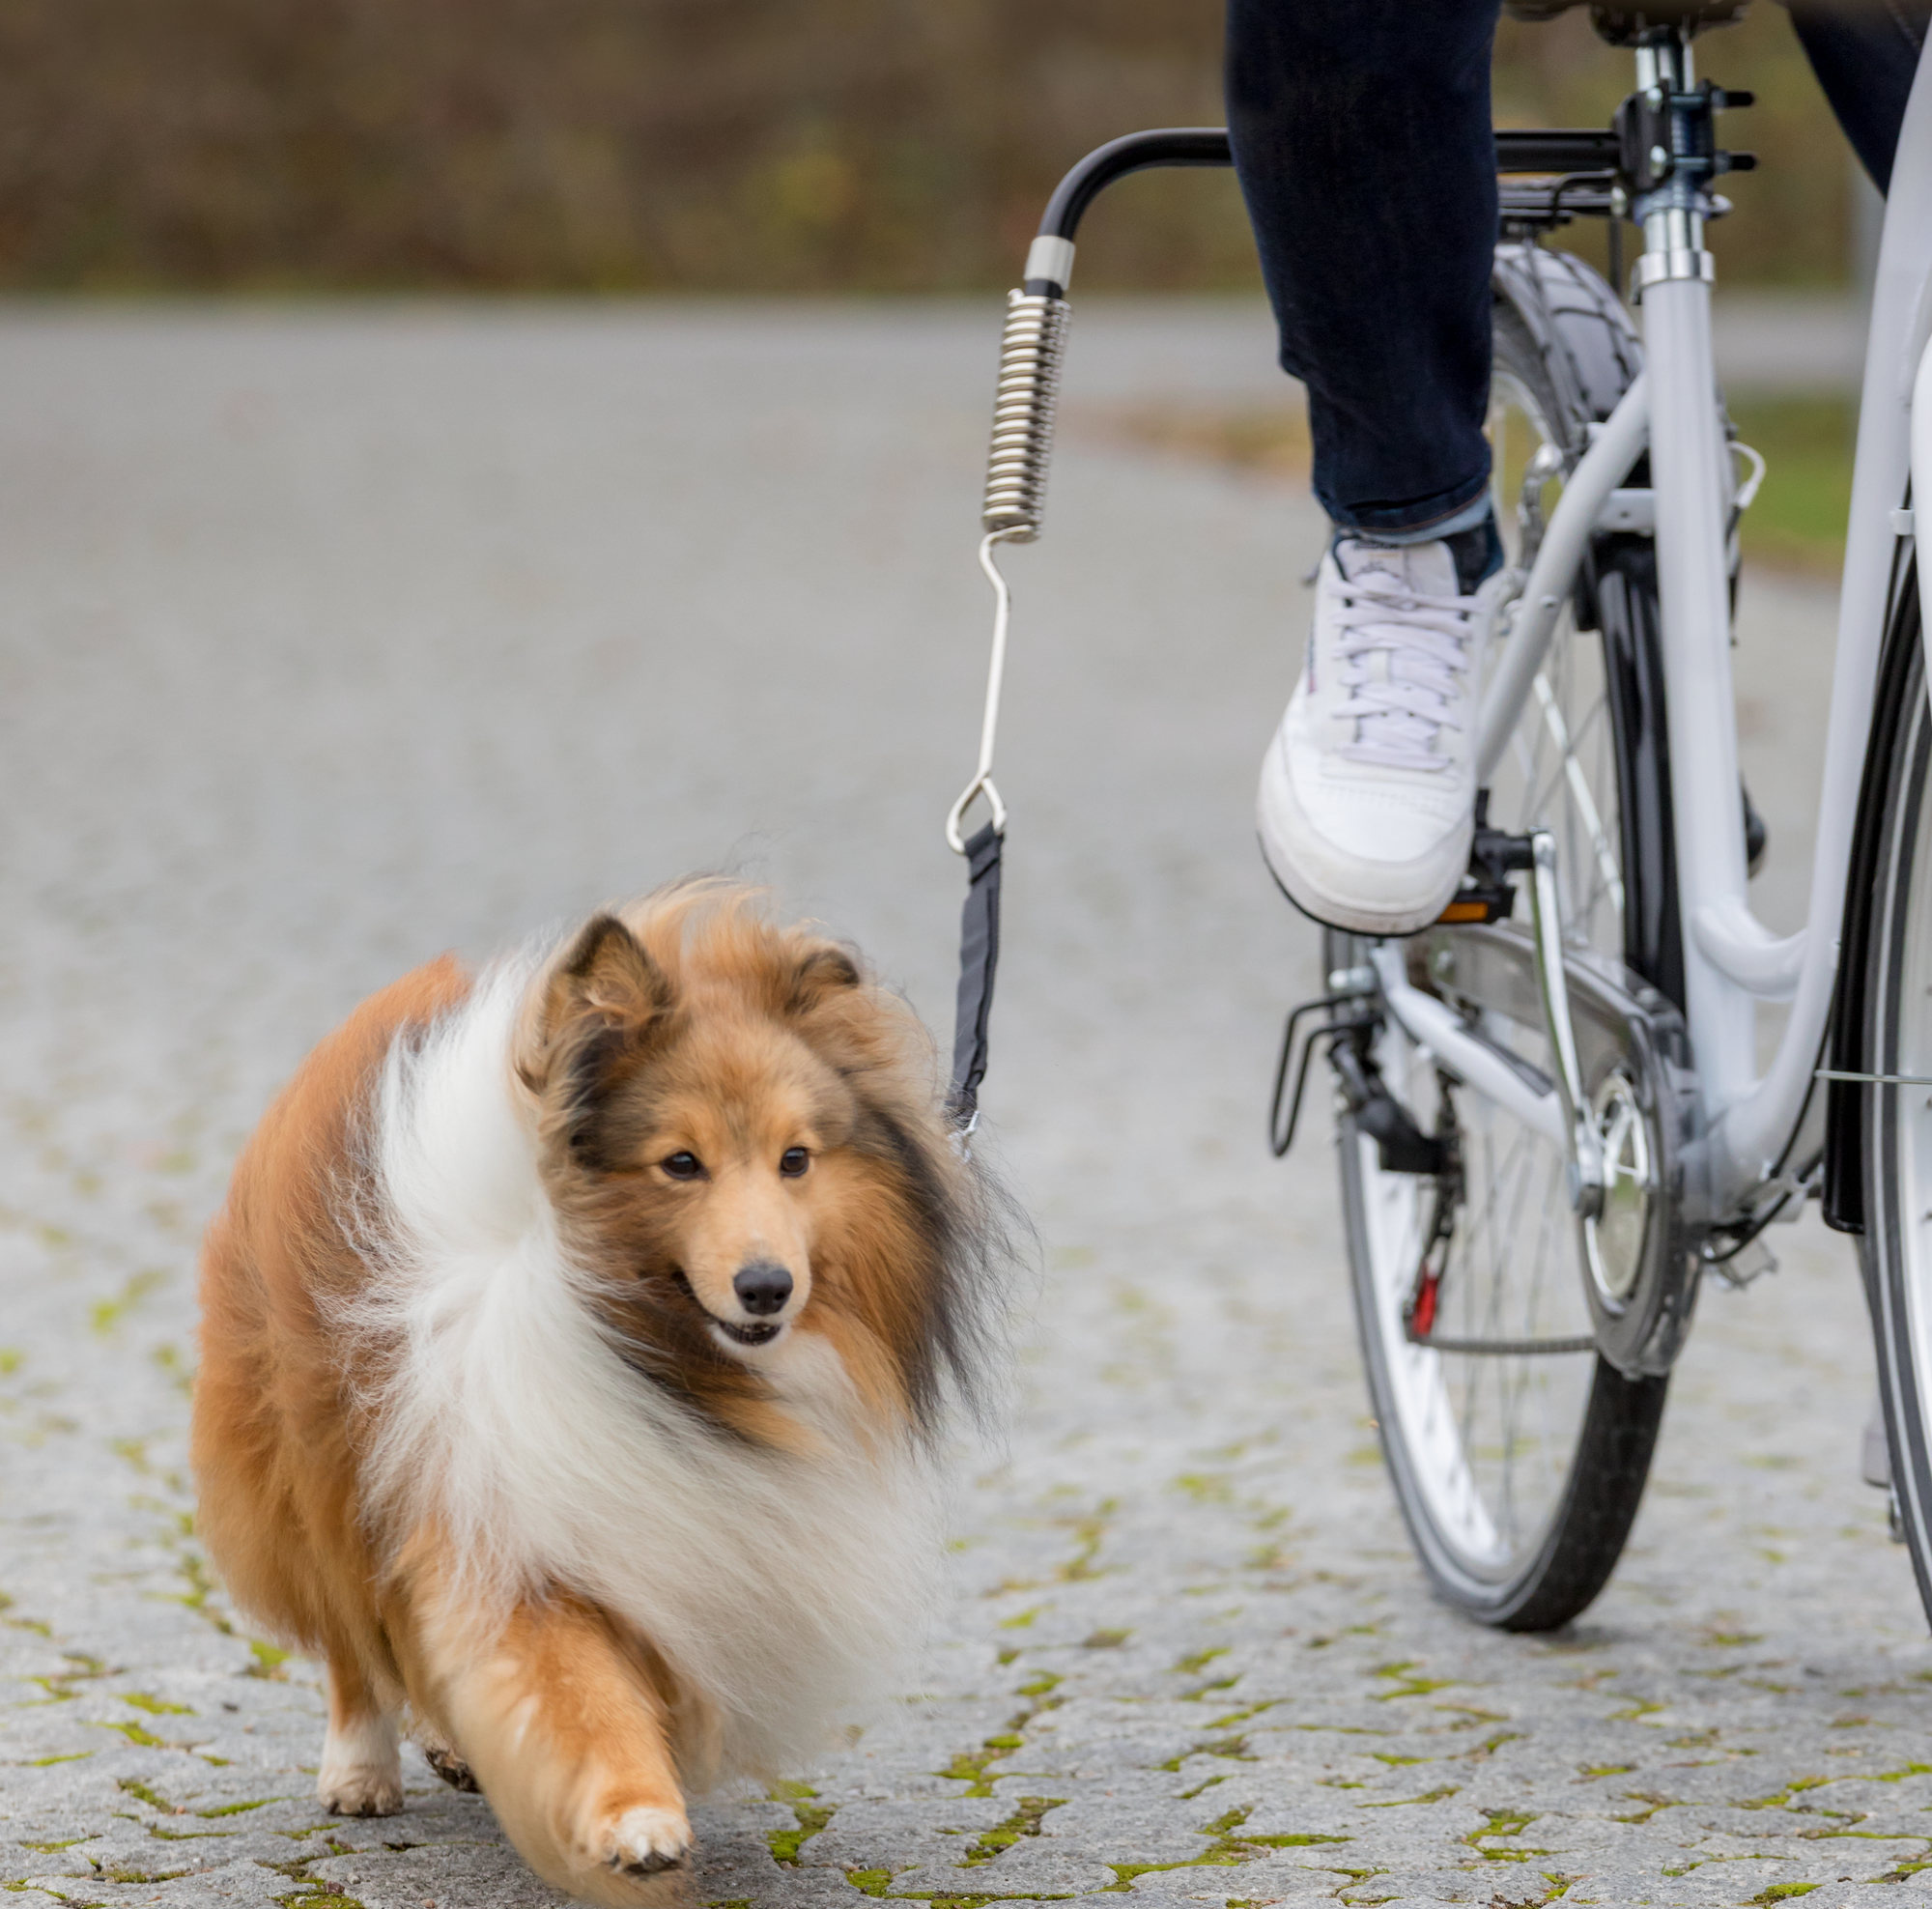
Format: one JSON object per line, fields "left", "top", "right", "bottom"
{"left": 193, "top": 953, "right": 470, "bottom": 1732}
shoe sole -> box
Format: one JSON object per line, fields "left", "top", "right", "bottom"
{"left": 1257, "top": 828, "right": 1466, "bottom": 940}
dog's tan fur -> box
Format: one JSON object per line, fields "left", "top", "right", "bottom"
{"left": 192, "top": 888, "right": 996, "bottom": 1904}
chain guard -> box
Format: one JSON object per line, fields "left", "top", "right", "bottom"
{"left": 1411, "top": 924, "right": 1703, "bottom": 1378}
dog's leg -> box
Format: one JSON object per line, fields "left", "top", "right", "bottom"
{"left": 420, "top": 1589, "right": 692, "bottom": 1904}
{"left": 318, "top": 1654, "right": 404, "bottom": 1817}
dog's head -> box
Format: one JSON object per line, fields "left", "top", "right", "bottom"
{"left": 514, "top": 888, "right": 997, "bottom": 1439}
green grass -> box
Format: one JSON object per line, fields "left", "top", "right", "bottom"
{"left": 1727, "top": 392, "right": 1854, "bottom": 574}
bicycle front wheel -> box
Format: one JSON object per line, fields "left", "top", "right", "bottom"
{"left": 1336, "top": 254, "right": 1679, "bottom": 1630}
{"left": 1858, "top": 571, "right": 1932, "bottom": 1626}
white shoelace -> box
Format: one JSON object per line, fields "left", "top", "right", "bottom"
{"left": 1329, "top": 570, "right": 1478, "bottom": 771}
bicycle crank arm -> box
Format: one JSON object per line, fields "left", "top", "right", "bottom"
{"left": 1527, "top": 829, "right": 1607, "bottom": 1216}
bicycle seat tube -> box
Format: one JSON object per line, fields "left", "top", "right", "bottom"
{"left": 1634, "top": 29, "right": 1760, "bottom": 1126}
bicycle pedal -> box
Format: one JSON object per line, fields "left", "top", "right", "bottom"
{"left": 1435, "top": 822, "right": 1534, "bottom": 926}
{"left": 1437, "top": 882, "right": 1515, "bottom": 926}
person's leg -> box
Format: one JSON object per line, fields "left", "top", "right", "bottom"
{"left": 1233, "top": 0, "right": 1509, "bottom": 936}
{"left": 1225, "top": 0, "right": 1502, "bottom": 546}
{"left": 1788, "top": 0, "right": 1931, "bottom": 194}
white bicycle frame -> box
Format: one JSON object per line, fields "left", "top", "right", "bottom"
{"left": 1384, "top": 32, "right": 1932, "bottom": 1224}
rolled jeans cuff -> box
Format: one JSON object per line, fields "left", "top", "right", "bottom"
{"left": 1324, "top": 473, "right": 1494, "bottom": 545}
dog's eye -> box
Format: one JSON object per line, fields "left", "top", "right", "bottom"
{"left": 661, "top": 1152, "right": 705, "bottom": 1181}
{"left": 779, "top": 1147, "right": 810, "bottom": 1178}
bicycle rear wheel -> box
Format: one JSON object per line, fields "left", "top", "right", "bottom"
{"left": 1335, "top": 251, "right": 1679, "bottom": 1629}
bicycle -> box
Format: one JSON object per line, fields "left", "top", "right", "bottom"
{"left": 947, "top": 0, "right": 1932, "bottom": 1634}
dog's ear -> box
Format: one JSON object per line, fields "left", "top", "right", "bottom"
{"left": 784, "top": 941, "right": 862, "bottom": 1017}
{"left": 551, "top": 915, "right": 670, "bottom": 1028}
{"left": 520, "top": 915, "right": 672, "bottom": 1102}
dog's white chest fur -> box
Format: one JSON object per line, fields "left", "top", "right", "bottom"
{"left": 342, "top": 962, "right": 940, "bottom": 1781}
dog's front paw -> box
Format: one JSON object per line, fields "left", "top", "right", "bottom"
{"left": 597, "top": 1805, "right": 692, "bottom": 1877}
{"left": 319, "top": 1707, "right": 404, "bottom": 1817}
{"left": 318, "top": 1765, "right": 405, "bottom": 1817}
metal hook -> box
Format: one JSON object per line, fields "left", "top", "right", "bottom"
{"left": 946, "top": 528, "right": 1022, "bottom": 854}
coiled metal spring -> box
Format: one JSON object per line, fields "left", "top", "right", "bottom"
{"left": 981, "top": 290, "right": 1071, "bottom": 542}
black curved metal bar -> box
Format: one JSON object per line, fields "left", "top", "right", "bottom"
{"left": 1032, "top": 124, "right": 1625, "bottom": 248}
{"left": 1037, "top": 128, "right": 1233, "bottom": 242}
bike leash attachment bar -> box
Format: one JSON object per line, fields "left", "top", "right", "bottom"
{"left": 945, "top": 123, "right": 1637, "bottom": 1128}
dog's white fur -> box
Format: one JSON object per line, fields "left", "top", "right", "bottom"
{"left": 341, "top": 955, "right": 941, "bottom": 1781}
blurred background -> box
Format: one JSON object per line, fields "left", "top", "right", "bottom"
{"left": 0, "top": 3, "right": 1860, "bottom": 294}
{"left": 0, "top": 1, "right": 1867, "bottom": 570}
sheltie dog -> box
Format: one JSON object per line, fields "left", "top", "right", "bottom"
{"left": 190, "top": 885, "right": 1003, "bottom": 1903}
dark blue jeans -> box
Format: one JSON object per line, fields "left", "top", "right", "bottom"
{"left": 1225, "top": 1, "right": 1929, "bottom": 542}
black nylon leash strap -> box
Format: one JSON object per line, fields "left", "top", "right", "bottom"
{"left": 948, "top": 819, "right": 1004, "bottom": 1126}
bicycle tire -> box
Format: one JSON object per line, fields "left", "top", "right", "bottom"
{"left": 1333, "top": 248, "right": 1676, "bottom": 1631}
{"left": 1857, "top": 568, "right": 1932, "bottom": 1626}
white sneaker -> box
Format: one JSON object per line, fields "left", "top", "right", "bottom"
{"left": 1257, "top": 536, "right": 1510, "bottom": 937}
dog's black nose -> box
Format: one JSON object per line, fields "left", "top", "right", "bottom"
{"left": 733, "top": 1262, "right": 794, "bottom": 1316}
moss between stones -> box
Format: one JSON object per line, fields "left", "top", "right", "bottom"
{"left": 91, "top": 1721, "right": 174, "bottom": 1749}
{"left": 1173, "top": 1647, "right": 1228, "bottom": 1677}
{"left": 1096, "top": 1805, "right": 1350, "bottom": 1891}
{"left": 936, "top": 1666, "right": 1066, "bottom": 1796}
{"left": 1052, "top": 1507, "right": 1114, "bottom": 1583}
{"left": 962, "top": 1797, "right": 1065, "bottom": 1866}
{"left": 1369, "top": 1660, "right": 1457, "bottom": 1700}
{"left": 1464, "top": 1806, "right": 1535, "bottom": 1844}
{"left": 1157, "top": 1733, "right": 1254, "bottom": 1774}
{"left": 1742, "top": 1776, "right": 1835, "bottom": 1809}
{"left": 765, "top": 1783, "right": 834, "bottom": 1866}
{"left": 122, "top": 1693, "right": 192, "bottom": 1716}
{"left": 246, "top": 1639, "right": 292, "bottom": 1679}
{"left": 869, "top": 1895, "right": 1072, "bottom": 1906}
{"left": 89, "top": 1270, "right": 166, "bottom": 1337}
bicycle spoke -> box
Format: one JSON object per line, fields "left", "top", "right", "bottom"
{"left": 1534, "top": 670, "right": 1625, "bottom": 919}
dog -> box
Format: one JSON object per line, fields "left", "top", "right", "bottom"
{"left": 190, "top": 885, "right": 1003, "bottom": 1903}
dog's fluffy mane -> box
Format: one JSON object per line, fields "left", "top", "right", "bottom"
{"left": 331, "top": 884, "right": 1009, "bottom": 1781}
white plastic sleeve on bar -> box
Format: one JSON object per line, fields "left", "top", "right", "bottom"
{"left": 1024, "top": 235, "right": 1076, "bottom": 290}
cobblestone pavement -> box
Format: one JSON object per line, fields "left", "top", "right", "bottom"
{"left": 0, "top": 304, "right": 1924, "bottom": 1909}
